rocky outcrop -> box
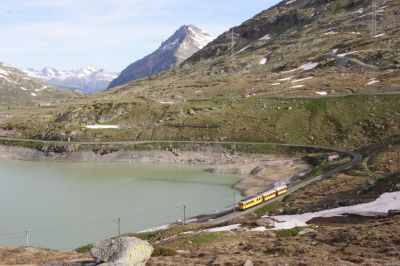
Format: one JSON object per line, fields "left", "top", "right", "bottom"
{"left": 90, "top": 237, "right": 153, "bottom": 266}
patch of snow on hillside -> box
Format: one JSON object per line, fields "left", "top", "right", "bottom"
{"left": 299, "top": 62, "right": 319, "bottom": 71}
{"left": 20, "top": 87, "right": 27, "bottom": 91}
{"left": 85, "top": 125, "right": 120, "bottom": 129}
{"left": 277, "top": 76, "right": 294, "bottom": 82}
{"left": 138, "top": 224, "right": 170, "bottom": 233}
{"left": 352, "top": 8, "right": 363, "bottom": 14}
{"left": 332, "top": 49, "right": 338, "bottom": 54}
{"left": 0, "top": 75, "right": 14, "bottom": 83}
{"left": 373, "top": 33, "right": 386, "bottom": 38}
{"left": 271, "top": 83, "right": 281, "bottom": 86}
{"left": 35, "top": 86, "right": 48, "bottom": 92}
{"left": 351, "top": 32, "right": 361, "bottom": 35}
{"left": 316, "top": 91, "right": 328, "bottom": 96}
{"left": 269, "top": 192, "right": 400, "bottom": 230}
{"left": 202, "top": 224, "right": 241, "bottom": 233}
{"left": 259, "top": 58, "right": 267, "bottom": 65}
{"left": 366, "top": 79, "right": 380, "bottom": 85}
{"left": 291, "top": 77, "right": 313, "bottom": 83}
{"left": 31, "top": 93, "right": 37, "bottom": 97}
{"left": 323, "top": 31, "right": 337, "bottom": 35}
{"left": 234, "top": 44, "right": 252, "bottom": 55}
{"left": 285, "top": 0, "right": 297, "bottom": 5}
{"left": 259, "top": 34, "right": 271, "bottom": 41}
{"left": 337, "top": 51, "right": 359, "bottom": 57}
{"left": 0, "top": 68, "right": 9, "bottom": 76}
{"left": 290, "top": 85, "right": 305, "bottom": 88}
{"left": 251, "top": 226, "right": 267, "bottom": 232}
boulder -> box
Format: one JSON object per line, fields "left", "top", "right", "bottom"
{"left": 255, "top": 217, "right": 276, "bottom": 228}
{"left": 90, "top": 237, "right": 153, "bottom": 266}
{"left": 243, "top": 260, "right": 254, "bottom": 266}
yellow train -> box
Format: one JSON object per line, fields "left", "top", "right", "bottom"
{"left": 238, "top": 185, "right": 288, "bottom": 210}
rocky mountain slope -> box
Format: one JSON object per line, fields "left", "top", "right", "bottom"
{"left": 108, "top": 25, "right": 213, "bottom": 89}
{"left": 1, "top": 0, "right": 399, "bottom": 148}
{"left": 0, "top": 62, "right": 76, "bottom": 107}
{"left": 24, "top": 66, "right": 118, "bottom": 94}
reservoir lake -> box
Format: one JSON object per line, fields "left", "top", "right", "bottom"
{"left": 0, "top": 160, "right": 243, "bottom": 250}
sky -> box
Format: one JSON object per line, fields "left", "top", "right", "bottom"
{"left": 0, "top": 0, "right": 279, "bottom": 72}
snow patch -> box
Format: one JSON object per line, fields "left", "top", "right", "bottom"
{"left": 259, "top": 58, "right": 267, "bottom": 65}
{"left": 250, "top": 226, "right": 267, "bottom": 232}
{"left": 271, "top": 83, "right": 281, "bottom": 86}
{"left": 285, "top": 0, "right": 297, "bottom": 5}
{"left": 337, "top": 51, "right": 359, "bottom": 57}
{"left": 138, "top": 224, "right": 170, "bottom": 233}
{"left": 0, "top": 68, "right": 9, "bottom": 76}
{"left": 373, "top": 33, "right": 386, "bottom": 38}
{"left": 159, "top": 101, "right": 175, "bottom": 105}
{"left": 202, "top": 224, "right": 241, "bottom": 233}
{"left": 85, "top": 125, "right": 120, "bottom": 129}
{"left": 290, "top": 85, "right": 305, "bottom": 89}
{"left": 277, "top": 76, "right": 294, "bottom": 82}
{"left": 299, "top": 62, "right": 319, "bottom": 71}
{"left": 366, "top": 78, "right": 380, "bottom": 85}
{"left": 269, "top": 192, "right": 400, "bottom": 230}
{"left": 291, "top": 77, "right": 313, "bottom": 83}
{"left": 258, "top": 34, "right": 271, "bottom": 41}
{"left": 316, "top": 91, "right": 328, "bottom": 96}
{"left": 20, "top": 87, "right": 27, "bottom": 91}
{"left": 30, "top": 93, "right": 37, "bottom": 97}
{"left": 323, "top": 31, "right": 337, "bottom": 35}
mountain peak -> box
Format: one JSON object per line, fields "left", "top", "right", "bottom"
{"left": 108, "top": 24, "right": 213, "bottom": 89}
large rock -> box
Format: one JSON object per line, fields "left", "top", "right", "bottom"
{"left": 90, "top": 237, "right": 153, "bottom": 266}
{"left": 255, "top": 217, "right": 276, "bottom": 228}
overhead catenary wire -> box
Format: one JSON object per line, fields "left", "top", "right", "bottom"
{"left": 0, "top": 193, "right": 238, "bottom": 240}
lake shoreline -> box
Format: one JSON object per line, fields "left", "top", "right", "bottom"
{"left": 0, "top": 144, "right": 311, "bottom": 197}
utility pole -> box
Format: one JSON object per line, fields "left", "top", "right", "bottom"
{"left": 231, "top": 29, "right": 235, "bottom": 59}
{"left": 149, "top": 56, "right": 153, "bottom": 77}
{"left": 183, "top": 205, "right": 186, "bottom": 225}
{"left": 371, "top": 0, "right": 377, "bottom": 37}
{"left": 117, "top": 218, "right": 121, "bottom": 236}
{"left": 25, "top": 231, "right": 29, "bottom": 246}
{"left": 233, "top": 193, "right": 237, "bottom": 213}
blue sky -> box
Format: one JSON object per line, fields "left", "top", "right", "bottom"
{"left": 0, "top": 0, "right": 279, "bottom": 72}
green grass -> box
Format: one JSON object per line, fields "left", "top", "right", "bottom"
{"left": 152, "top": 246, "right": 177, "bottom": 257}
{"left": 74, "top": 244, "right": 93, "bottom": 254}
{"left": 253, "top": 201, "right": 282, "bottom": 218}
{"left": 187, "top": 232, "right": 224, "bottom": 244}
{"left": 275, "top": 227, "right": 303, "bottom": 238}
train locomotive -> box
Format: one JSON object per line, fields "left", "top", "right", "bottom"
{"left": 238, "top": 185, "right": 288, "bottom": 210}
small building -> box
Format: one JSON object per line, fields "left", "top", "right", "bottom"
{"left": 327, "top": 152, "right": 340, "bottom": 162}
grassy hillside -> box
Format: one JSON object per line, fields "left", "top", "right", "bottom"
{"left": 0, "top": 0, "right": 399, "bottom": 148}
{"left": 0, "top": 62, "right": 77, "bottom": 108}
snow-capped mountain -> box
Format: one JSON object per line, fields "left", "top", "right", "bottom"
{"left": 24, "top": 66, "right": 118, "bottom": 94}
{"left": 108, "top": 24, "right": 213, "bottom": 89}
{"left": 0, "top": 61, "right": 75, "bottom": 107}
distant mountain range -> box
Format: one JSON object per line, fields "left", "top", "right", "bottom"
{"left": 108, "top": 24, "right": 213, "bottom": 89}
{"left": 0, "top": 62, "right": 76, "bottom": 107}
{"left": 23, "top": 66, "right": 118, "bottom": 94}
